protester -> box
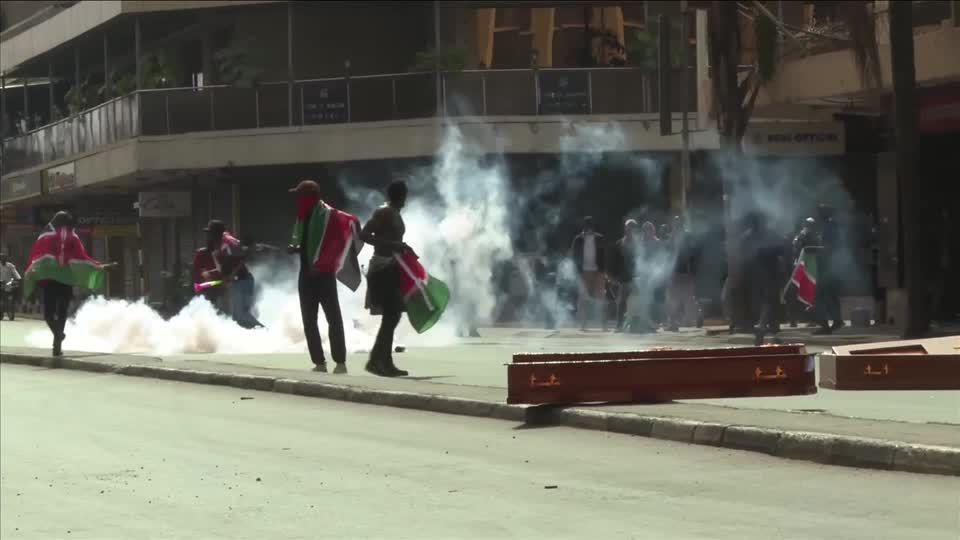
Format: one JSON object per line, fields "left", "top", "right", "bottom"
{"left": 362, "top": 180, "right": 415, "bottom": 377}
{"left": 570, "top": 216, "right": 607, "bottom": 331}
{"left": 787, "top": 217, "right": 818, "bottom": 326}
{"left": 193, "top": 220, "right": 263, "bottom": 329}
{"left": 22, "top": 211, "right": 112, "bottom": 356}
{"left": 744, "top": 213, "right": 788, "bottom": 344}
{"left": 814, "top": 204, "right": 843, "bottom": 334}
{"left": 0, "top": 251, "right": 22, "bottom": 321}
{"left": 607, "top": 219, "right": 639, "bottom": 332}
{"left": 288, "top": 179, "right": 362, "bottom": 373}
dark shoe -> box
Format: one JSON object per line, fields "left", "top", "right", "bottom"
{"left": 383, "top": 363, "right": 409, "bottom": 377}
{"left": 364, "top": 359, "right": 387, "bottom": 376}
{"left": 469, "top": 329, "right": 481, "bottom": 338}
{"left": 312, "top": 362, "right": 327, "bottom": 373}
{"left": 831, "top": 320, "right": 846, "bottom": 331}
{"left": 332, "top": 363, "right": 347, "bottom": 375}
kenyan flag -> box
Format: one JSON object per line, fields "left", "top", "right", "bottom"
{"left": 291, "top": 202, "right": 363, "bottom": 291}
{"left": 789, "top": 247, "right": 818, "bottom": 307}
{"left": 394, "top": 252, "right": 450, "bottom": 334}
{"left": 23, "top": 225, "right": 104, "bottom": 298}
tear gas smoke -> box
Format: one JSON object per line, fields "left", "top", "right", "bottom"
{"left": 25, "top": 120, "right": 867, "bottom": 354}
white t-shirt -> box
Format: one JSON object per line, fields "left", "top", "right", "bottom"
{"left": 0, "top": 262, "right": 20, "bottom": 283}
{"left": 582, "top": 234, "right": 599, "bottom": 272}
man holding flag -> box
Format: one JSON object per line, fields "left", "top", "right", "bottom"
{"left": 22, "top": 211, "right": 113, "bottom": 357}
{"left": 288, "top": 179, "right": 362, "bottom": 373}
{"left": 362, "top": 180, "right": 449, "bottom": 377}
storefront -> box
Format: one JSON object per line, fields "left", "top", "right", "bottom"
{"left": 0, "top": 171, "right": 44, "bottom": 266}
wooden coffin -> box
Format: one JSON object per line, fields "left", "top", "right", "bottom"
{"left": 819, "top": 336, "right": 960, "bottom": 390}
{"left": 507, "top": 345, "right": 816, "bottom": 405}
{"left": 513, "top": 344, "right": 806, "bottom": 363}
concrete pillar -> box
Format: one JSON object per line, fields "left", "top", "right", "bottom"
{"left": 23, "top": 76, "right": 29, "bottom": 127}
{"left": 590, "top": 7, "right": 624, "bottom": 64}
{"left": 1, "top": 74, "right": 6, "bottom": 140}
{"left": 103, "top": 33, "right": 111, "bottom": 100}
{"left": 48, "top": 58, "right": 55, "bottom": 122}
{"left": 135, "top": 16, "right": 142, "bottom": 90}
{"left": 531, "top": 7, "right": 555, "bottom": 67}
{"left": 476, "top": 8, "right": 495, "bottom": 68}
{"left": 287, "top": 0, "right": 294, "bottom": 127}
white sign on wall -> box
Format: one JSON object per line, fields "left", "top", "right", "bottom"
{"left": 137, "top": 191, "right": 192, "bottom": 218}
{"left": 743, "top": 122, "right": 846, "bottom": 157}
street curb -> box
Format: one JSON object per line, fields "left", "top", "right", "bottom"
{"left": 2, "top": 352, "right": 958, "bottom": 477}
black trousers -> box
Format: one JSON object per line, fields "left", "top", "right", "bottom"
{"left": 298, "top": 271, "right": 345, "bottom": 365}
{"left": 755, "top": 272, "right": 781, "bottom": 333}
{"left": 43, "top": 281, "right": 72, "bottom": 339}
{"left": 369, "top": 265, "right": 403, "bottom": 362}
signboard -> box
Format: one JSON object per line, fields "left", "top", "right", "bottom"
{"left": 0, "top": 171, "right": 43, "bottom": 204}
{"left": 743, "top": 122, "right": 845, "bottom": 157}
{"left": 43, "top": 162, "right": 77, "bottom": 194}
{"left": 302, "top": 81, "right": 348, "bottom": 125}
{"left": 917, "top": 91, "right": 960, "bottom": 134}
{"left": 138, "top": 191, "right": 192, "bottom": 218}
{"left": 538, "top": 71, "right": 589, "bottom": 115}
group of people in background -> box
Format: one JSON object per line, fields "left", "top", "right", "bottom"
{"left": 572, "top": 214, "right": 698, "bottom": 334}
{"left": 568, "top": 204, "right": 847, "bottom": 343}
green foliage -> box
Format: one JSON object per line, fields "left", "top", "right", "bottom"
{"left": 214, "top": 36, "right": 265, "bottom": 87}
{"left": 140, "top": 50, "right": 183, "bottom": 89}
{"left": 98, "top": 70, "right": 137, "bottom": 99}
{"left": 754, "top": 9, "right": 779, "bottom": 84}
{"left": 412, "top": 48, "right": 467, "bottom": 72}
{"left": 65, "top": 77, "right": 93, "bottom": 115}
{"left": 627, "top": 23, "right": 684, "bottom": 69}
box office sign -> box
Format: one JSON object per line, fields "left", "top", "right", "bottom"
{"left": 0, "top": 171, "right": 43, "bottom": 204}
{"left": 743, "top": 122, "right": 846, "bottom": 157}
{"left": 138, "top": 191, "right": 191, "bottom": 218}
{"left": 43, "top": 162, "right": 77, "bottom": 194}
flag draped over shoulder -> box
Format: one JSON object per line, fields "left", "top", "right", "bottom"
{"left": 787, "top": 246, "right": 819, "bottom": 307}
{"left": 23, "top": 224, "right": 104, "bottom": 298}
{"left": 291, "top": 202, "right": 363, "bottom": 291}
{"left": 394, "top": 251, "right": 450, "bottom": 334}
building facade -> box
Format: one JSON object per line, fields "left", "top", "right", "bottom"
{"left": 1, "top": 1, "right": 955, "bottom": 321}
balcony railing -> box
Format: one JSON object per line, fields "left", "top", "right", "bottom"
{"left": 1, "top": 66, "right": 696, "bottom": 176}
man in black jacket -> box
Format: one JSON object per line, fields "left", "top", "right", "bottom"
{"left": 608, "top": 219, "right": 639, "bottom": 331}
{"left": 571, "top": 216, "right": 607, "bottom": 331}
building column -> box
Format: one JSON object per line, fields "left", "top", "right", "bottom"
{"left": 476, "top": 8, "right": 495, "bottom": 68}
{"left": 103, "top": 34, "right": 111, "bottom": 101}
{"left": 23, "top": 76, "right": 29, "bottom": 128}
{"left": 1, "top": 73, "right": 6, "bottom": 140}
{"left": 531, "top": 8, "right": 555, "bottom": 67}
{"left": 135, "top": 16, "right": 142, "bottom": 90}
{"left": 48, "top": 57, "right": 55, "bottom": 122}
{"left": 287, "top": 0, "right": 294, "bottom": 127}
{"left": 590, "top": 6, "right": 624, "bottom": 64}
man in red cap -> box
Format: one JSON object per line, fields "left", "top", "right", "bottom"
{"left": 288, "top": 179, "right": 362, "bottom": 372}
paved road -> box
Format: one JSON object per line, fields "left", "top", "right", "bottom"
{"left": 3, "top": 319, "right": 958, "bottom": 424}
{"left": 2, "top": 365, "right": 958, "bottom": 540}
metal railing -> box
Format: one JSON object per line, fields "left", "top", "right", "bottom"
{"left": 1, "top": 66, "right": 696, "bottom": 176}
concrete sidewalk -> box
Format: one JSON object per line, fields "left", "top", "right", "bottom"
{"left": 2, "top": 330, "right": 958, "bottom": 476}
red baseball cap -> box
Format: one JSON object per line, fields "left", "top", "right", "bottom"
{"left": 289, "top": 179, "right": 321, "bottom": 195}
